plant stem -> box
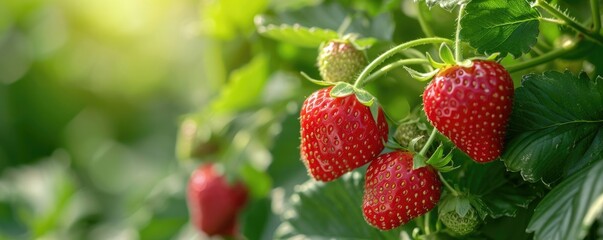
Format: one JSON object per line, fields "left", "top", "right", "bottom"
{"left": 424, "top": 211, "right": 432, "bottom": 235}
{"left": 337, "top": 16, "right": 352, "bottom": 36}
{"left": 364, "top": 58, "right": 429, "bottom": 84}
{"left": 506, "top": 42, "right": 576, "bottom": 73}
{"left": 353, "top": 37, "right": 453, "bottom": 88}
{"left": 438, "top": 172, "right": 459, "bottom": 196}
{"left": 535, "top": 0, "right": 603, "bottom": 45}
{"left": 417, "top": 3, "right": 435, "bottom": 38}
{"left": 454, "top": 4, "right": 466, "bottom": 61}
{"left": 539, "top": 17, "right": 566, "bottom": 25}
{"left": 591, "top": 0, "right": 601, "bottom": 33}
{"left": 419, "top": 128, "right": 438, "bottom": 157}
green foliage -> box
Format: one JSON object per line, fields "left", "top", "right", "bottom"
{"left": 258, "top": 3, "right": 394, "bottom": 41}
{"left": 256, "top": 21, "right": 339, "bottom": 48}
{"left": 503, "top": 71, "right": 603, "bottom": 184}
{"left": 200, "top": 0, "right": 268, "bottom": 39}
{"left": 461, "top": 0, "right": 540, "bottom": 57}
{"left": 527, "top": 159, "right": 603, "bottom": 240}
{"left": 446, "top": 153, "right": 538, "bottom": 219}
{"left": 423, "top": 0, "right": 467, "bottom": 11}
{"left": 211, "top": 55, "right": 270, "bottom": 112}
{"left": 273, "top": 172, "right": 403, "bottom": 239}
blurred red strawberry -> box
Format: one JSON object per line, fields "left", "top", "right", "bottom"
{"left": 187, "top": 164, "right": 248, "bottom": 237}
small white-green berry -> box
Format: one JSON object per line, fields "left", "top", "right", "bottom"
{"left": 317, "top": 40, "right": 366, "bottom": 83}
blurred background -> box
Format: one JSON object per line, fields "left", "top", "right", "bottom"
{"left": 0, "top": 0, "right": 215, "bottom": 239}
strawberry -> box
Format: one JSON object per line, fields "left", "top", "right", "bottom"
{"left": 300, "top": 86, "right": 388, "bottom": 181}
{"left": 362, "top": 151, "right": 441, "bottom": 230}
{"left": 187, "top": 164, "right": 248, "bottom": 237}
{"left": 438, "top": 194, "right": 481, "bottom": 236}
{"left": 440, "top": 207, "right": 480, "bottom": 235}
{"left": 422, "top": 60, "right": 514, "bottom": 163}
{"left": 318, "top": 40, "right": 367, "bottom": 83}
{"left": 394, "top": 120, "right": 429, "bottom": 151}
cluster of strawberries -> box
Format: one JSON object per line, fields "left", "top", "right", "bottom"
{"left": 300, "top": 41, "right": 514, "bottom": 230}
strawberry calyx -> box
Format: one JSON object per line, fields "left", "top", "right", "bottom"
{"left": 330, "top": 81, "right": 382, "bottom": 125}
{"left": 300, "top": 72, "right": 384, "bottom": 127}
{"left": 404, "top": 43, "right": 501, "bottom": 82}
{"left": 416, "top": 144, "right": 457, "bottom": 172}
{"left": 337, "top": 33, "right": 376, "bottom": 51}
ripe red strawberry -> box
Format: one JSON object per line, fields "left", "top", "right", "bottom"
{"left": 300, "top": 87, "right": 388, "bottom": 181}
{"left": 187, "top": 164, "right": 248, "bottom": 237}
{"left": 318, "top": 40, "right": 367, "bottom": 83}
{"left": 362, "top": 151, "right": 441, "bottom": 230}
{"left": 423, "top": 60, "right": 514, "bottom": 163}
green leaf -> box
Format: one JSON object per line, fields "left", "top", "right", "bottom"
{"left": 461, "top": 0, "right": 540, "bottom": 57}
{"left": 369, "top": 102, "right": 381, "bottom": 131}
{"left": 211, "top": 55, "right": 269, "bottom": 112}
{"left": 438, "top": 43, "right": 455, "bottom": 64}
{"left": 239, "top": 163, "right": 272, "bottom": 199}
{"left": 352, "top": 38, "right": 378, "bottom": 49}
{"left": 527, "top": 159, "right": 603, "bottom": 240}
{"left": 413, "top": 154, "right": 428, "bottom": 169}
{"left": 426, "top": 145, "right": 456, "bottom": 172}
{"left": 255, "top": 18, "right": 339, "bottom": 48}
{"left": 354, "top": 89, "right": 375, "bottom": 106}
{"left": 200, "top": 0, "right": 268, "bottom": 39}
{"left": 300, "top": 72, "right": 334, "bottom": 86}
{"left": 423, "top": 0, "right": 467, "bottom": 11}
{"left": 259, "top": 3, "right": 394, "bottom": 41}
{"left": 455, "top": 197, "right": 472, "bottom": 217}
{"left": 502, "top": 71, "right": 603, "bottom": 185}
{"left": 426, "top": 52, "right": 446, "bottom": 69}
{"left": 329, "top": 82, "right": 354, "bottom": 97}
{"left": 403, "top": 66, "right": 439, "bottom": 82}
{"left": 273, "top": 172, "right": 404, "bottom": 239}
{"left": 448, "top": 151, "right": 538, "bottom": 219}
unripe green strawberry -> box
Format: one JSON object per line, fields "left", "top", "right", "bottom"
{"left": 440, "top": 207, "right": 480, "bottom": 235}
{"left": 438, "top": 193, "right": 482, "bottom": 235}
{"left": 317, "top": 40, "right": 367, "bottom": 83}
{"left": 394, "top": 121, "right": 429, "bottom": 151}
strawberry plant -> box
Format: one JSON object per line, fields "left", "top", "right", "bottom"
{"left": 5, "top": 0, "right": 603, "bottom": 238}
{"left": 179, "top": 0, "right": 603, "bottom": 239}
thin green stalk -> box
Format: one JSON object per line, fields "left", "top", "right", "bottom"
{"left": 364, "top": 58, "right": 429, "bottom": 84}
{"left": 438, "top": 172, "right": 459, "bottom": 196}
{"left": 417, "top": 3, "right": 435, "bottom": 38}
{"left": 506, "top": 42, "right": 576, "bottom": 73}
{"left": 353, "top": 37, "right": 453, "bottom": 88}
{"left": 539, "top": 17, "right": 566, "bottom": 25}
{"left": 454, "top": 4, "right": 467, "bottom": 61}
{"left": 419, "top": 128, "right": 438, "bottom": 157}
{"left": 591, "top": 0, "right": 601, "bottom": 33}
{"left": 424, "top": 211, "right": 432, "bottom": 235}
{"left": 337, "top": 16, "right": 352, "bottom": 36}
{"left": 535, "top": 0, "right": 603, "bottom": 45}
